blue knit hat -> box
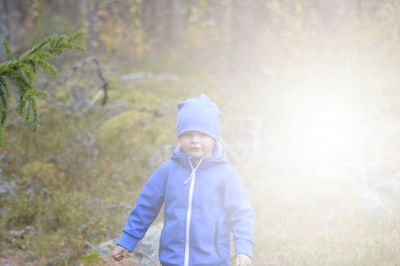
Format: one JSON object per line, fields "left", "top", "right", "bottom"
{"left": 176, "top": 94, "right": 221, "bottom": 140}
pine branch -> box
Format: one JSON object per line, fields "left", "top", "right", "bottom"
{"left": 0, "top": 30, "right": 85, "bottom": 146}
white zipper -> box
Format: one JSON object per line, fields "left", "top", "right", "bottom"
{"left": 183, "top": 158, "right": 203, "bottom": 266}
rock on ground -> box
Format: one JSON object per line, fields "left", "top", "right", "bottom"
{"left": 83, "top": 223, "right": 162, "bottom": 266}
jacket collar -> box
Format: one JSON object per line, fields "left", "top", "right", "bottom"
{"left": 171, "top": 141, "right": 229, "bottom": 169}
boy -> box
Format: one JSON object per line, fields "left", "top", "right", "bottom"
{"left": 112, "top": 95, "right": 254, "bottom": 266}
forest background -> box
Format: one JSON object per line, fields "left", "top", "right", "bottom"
{"left": 1, "top": 0, "right": 400, "bottom": 265}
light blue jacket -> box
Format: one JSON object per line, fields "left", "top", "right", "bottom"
{"left": 117, "top": 144, "right": 254, "bottom": 266}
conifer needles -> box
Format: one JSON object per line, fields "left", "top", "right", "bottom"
{"left": 0, "top": 31, "right": 85, "bottom": 146}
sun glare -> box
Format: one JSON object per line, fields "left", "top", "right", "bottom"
{"left": 272, "top": 48, "right": 377, "bottom": 170}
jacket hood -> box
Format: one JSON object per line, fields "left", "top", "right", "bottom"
{"left": 171, "top": 141, "right": 229, "bottom": 167}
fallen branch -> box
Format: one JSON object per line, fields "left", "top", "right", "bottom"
{"left": 43, "top": 56, "right": 109, "bottom": 106}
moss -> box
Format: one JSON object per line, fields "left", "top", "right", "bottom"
{"left": 5, "top": 195, "right": 38, "bottom": 228}
{"left": 79, "top": 251, "right": 104, "bottom": 265}
{"left": 99, "top": 109, "right": 152, "bottom": 142}
{"left": 20, "top": 161, "right": 68, "bottom": 190}
{"left": 54, "top": 85, "right": 70, "bottom": 102}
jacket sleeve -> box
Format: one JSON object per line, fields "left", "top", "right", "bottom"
{"left": 116, "top": 163, "right": 168, "bottom": 252}
{"left": 221, "top": 167, "right": 254, "bottom": 257}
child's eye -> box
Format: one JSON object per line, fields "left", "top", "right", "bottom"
{"left": 181, "top": 132, "right": 193, "bottom": 138}
{"left": 180, "top": 131, "right": 209, "bottom": 138}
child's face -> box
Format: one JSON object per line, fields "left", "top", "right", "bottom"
{"left": 179, "top": 131, "right": 215, "bottom": 159}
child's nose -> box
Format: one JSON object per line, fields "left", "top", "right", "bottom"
{"left": 191, "top": 135, "right": 200, "bottom": 143}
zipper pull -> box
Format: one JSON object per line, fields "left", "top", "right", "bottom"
{"left": 184, "top": 158, "right": 203, "bottom": 185}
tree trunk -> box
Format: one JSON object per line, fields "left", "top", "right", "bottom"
{"left": 0, "top": 0, "right": 10, "bottom": 60}
{"left": 168, "top": 0, "right": 190, "bottom": 54}
{"left": 229, "top": 0, "right": 262, "bottom": 68}
{"left": 141, "top": 0, "right": 190, "bottom": 56}
{"left": 85, "top": 0, "right": 100, "bottom": 53}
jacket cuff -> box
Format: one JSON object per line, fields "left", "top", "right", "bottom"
{"left": 116, "top": 232, "right": 140, "bottom": 252}
{"left": 235, "top": 239, "right": 253, "bottom": 258}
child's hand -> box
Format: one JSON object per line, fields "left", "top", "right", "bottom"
{"left": 112, "top": 245, "right": 129, "bottom": 261}
{"left": 235, "top": 254, "right": 253, "bottom": 266}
